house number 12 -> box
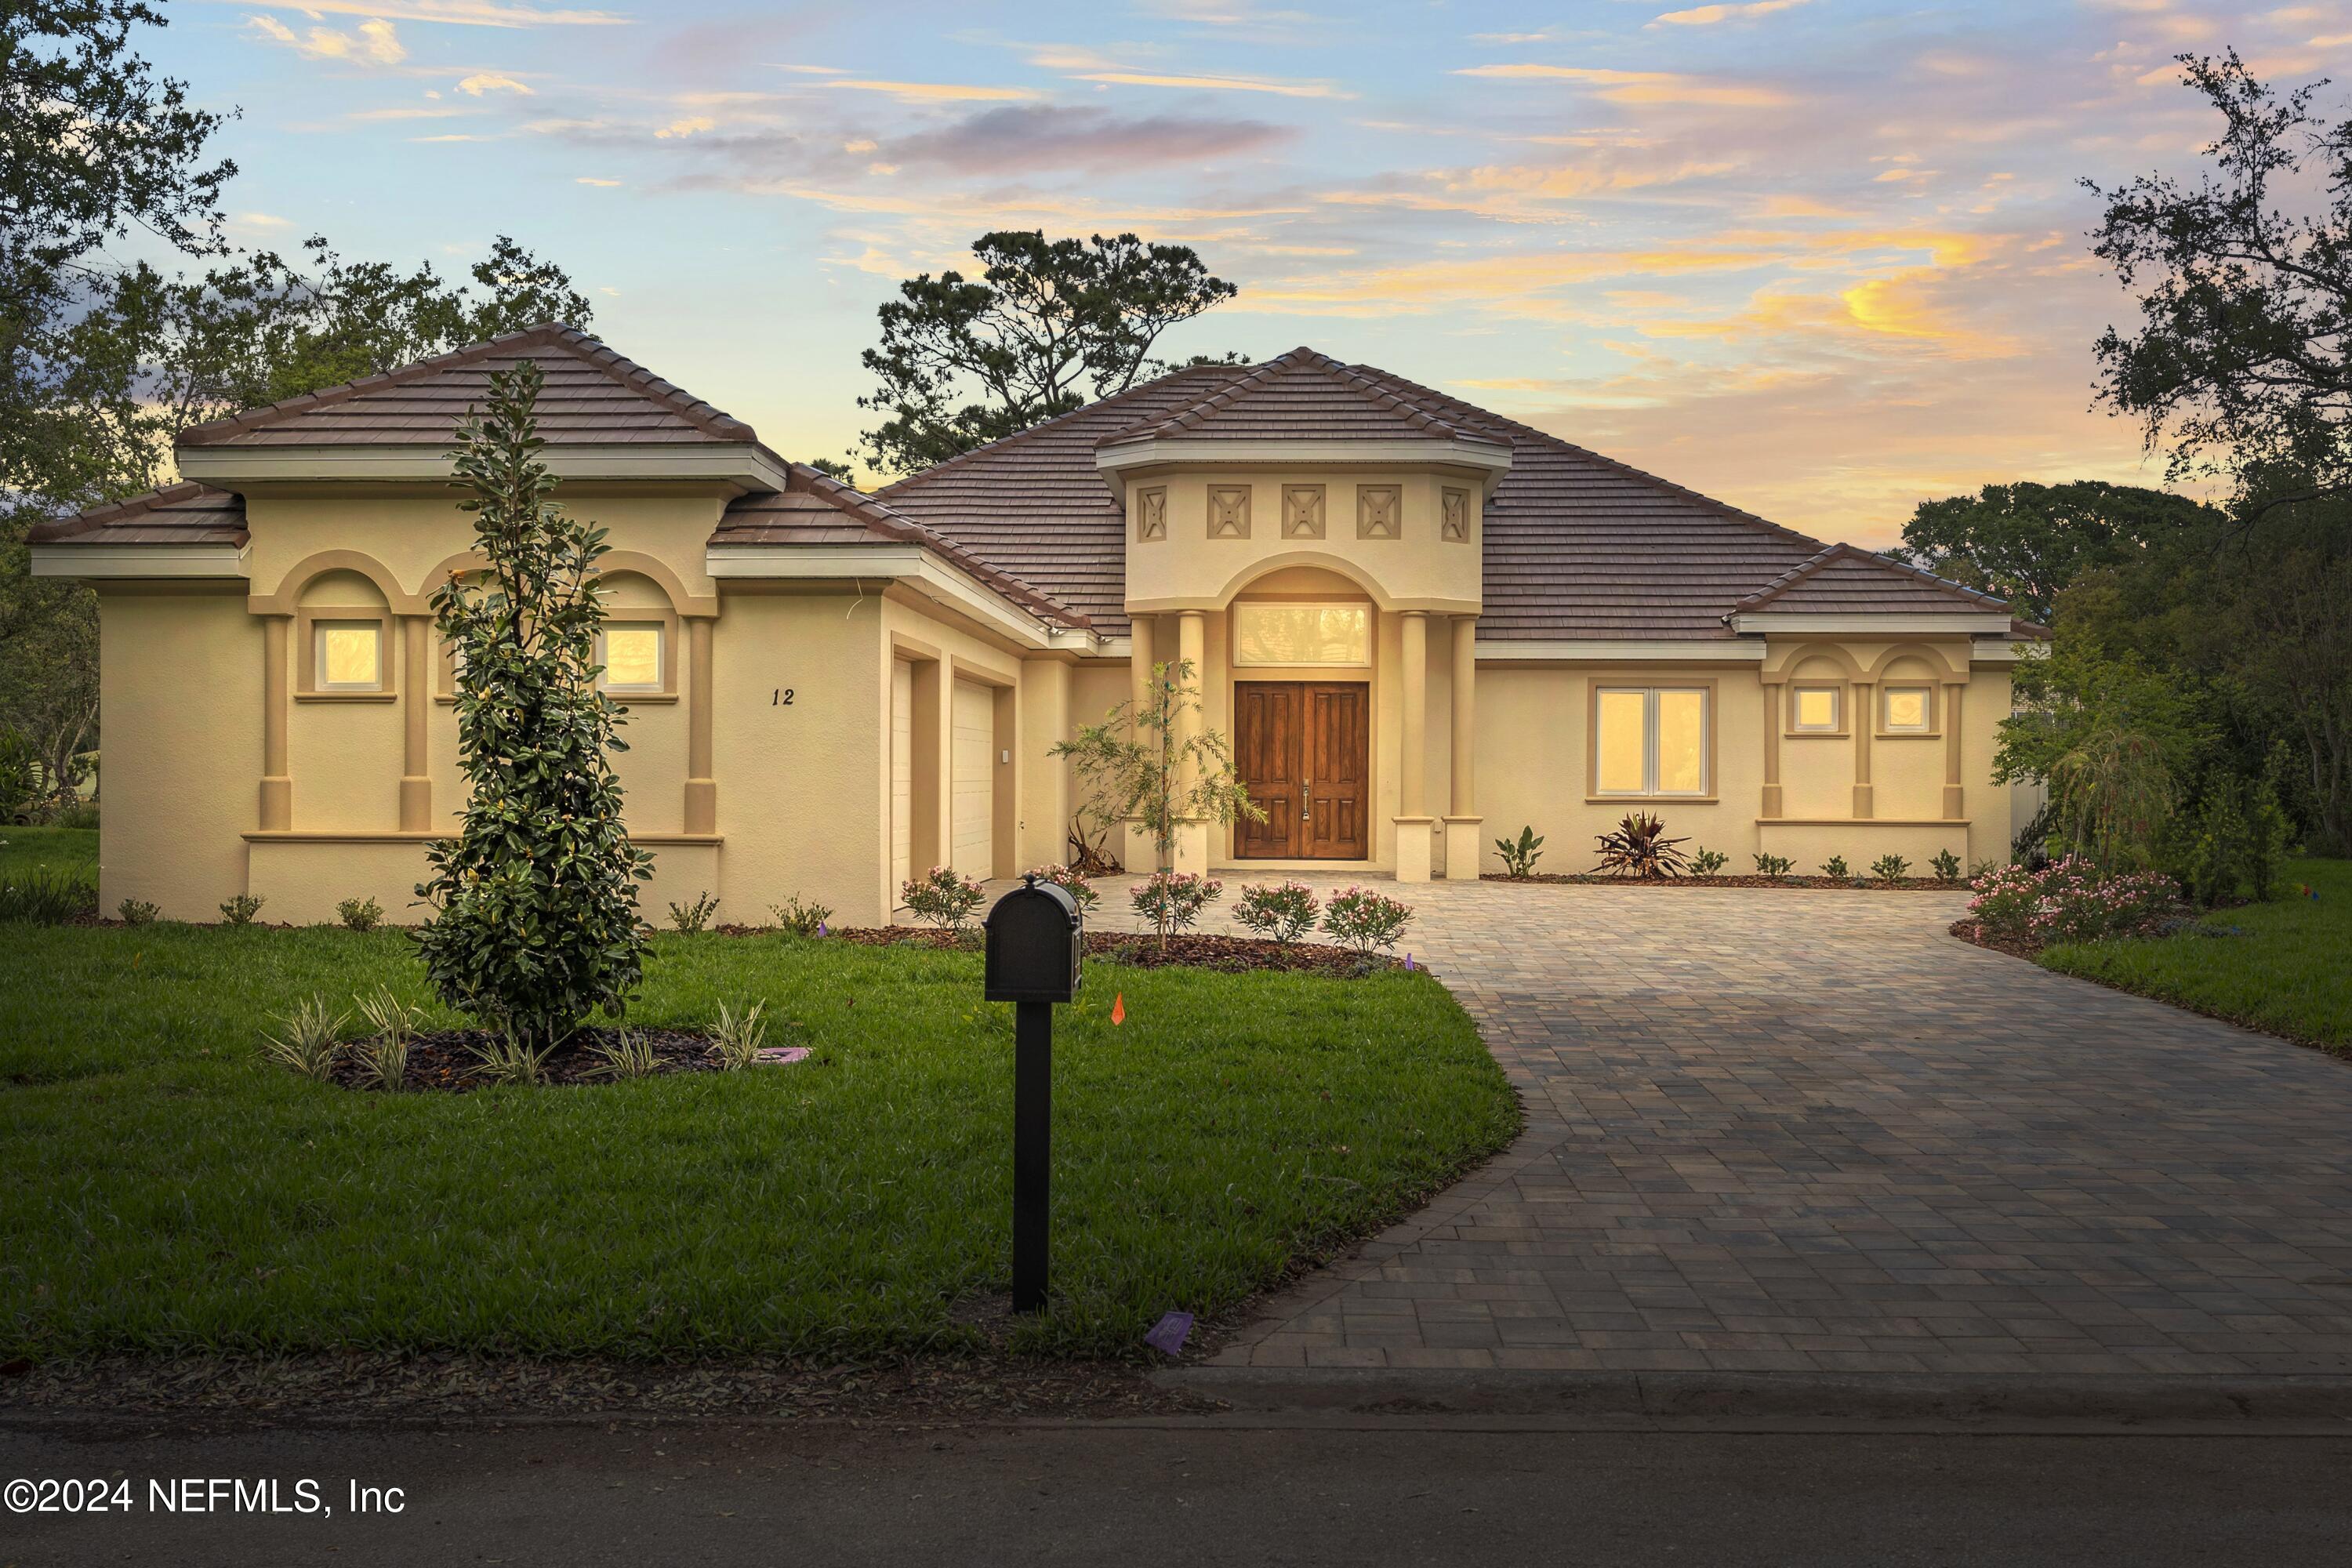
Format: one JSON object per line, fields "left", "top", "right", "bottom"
{"left": 771, "top": 688, "right": 794, "bottom": 706}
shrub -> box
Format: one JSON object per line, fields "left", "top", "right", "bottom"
{"left": 770, "top": 895, "right": 832, "bottom": 938}
{"left": 220, "top": 893, "right": 265, "bottom": 926}
{"left": 0, "top": 870, "right": 96, "bottom": 924}
{"left": 1235, "top": 880, "right": 1320, "bottom": 944}
{"left": 1871, "top": 854, "right": 1911, "bottom": 884}
{"left": 1692, "top": 848, "right": 1728, "bottom": 876}
{"left": 1753, "top": 853, "right": 1793, "bottom": 880}
{"left": 0, "top": 726, "right": 37, "bottom": 818}
{"left": 1495, "top": 825, "right": 1544, "bottom": 878}
{"left": 352, "top": 987, "right": 420, "bottom": 1091}
{"left": 2176, "top": 775, "right": 2293, "bottom": 908}
{"left": 1131, "top": 870, "right": 1221, "bottom": 933}
{"left": 470, "top": 1033, "right": 555, "bottom": 1088}
{"left": 1929, "top": 849, "right": 1963, "bottom": 884}
{"left": 118, "top": 898, "right": 160, "bottom": 926}
{"left": 710, "top": 1000, "right": 769, "bottom": 1071}
{"left": 337, "top": 896, "right": 384, "bottom": 933}
{"left": 1322, "top": 886, "right": 1413, "bottom": 956}
{"left": 1023, "top": 863, "right": 1099, "bottom": 913}
{"left": 1592, "top": 812, "right": 1691, "bottom": 880}
{"left": 53, "top": 799, "right": 99, "bottom": 831}
{"left": 902, "top": 866, "right": 985, "bottom": 930}
{"left": 1969, "top": 855, "right": 2177, "bottom": 946}
{"left": 667, "top": 891, "right": 720, "bottom": 933}
{"left": 1820, "top": 855, "right": 1851, "bottom": 882}
{"left": 586, "top": 1028, "right": 660, "bottom": 1080}
{"left": 260, "top": 996, "right": 347, "bottom": 1081}
{"left": 415, "top": 360, "right": 652, "bottom": 1059}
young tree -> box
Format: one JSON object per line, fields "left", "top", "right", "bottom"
{"left": 858, "top": 231, "right": 1240, "bottom": 474}
{"left": 1050, "top": 659, "right": 1261, "bottom": 941}
{"left": 1896, "top": 480, "right": 2219, "bottom": 626}
{"left": 414, "top": 363, "right": 652, "bottom": 1070}
{"left": 2086, "top": 53, "right": 2352, "bottom": 513}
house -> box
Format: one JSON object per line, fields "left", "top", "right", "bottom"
{"left": 28, "top": 326, "right": 2041, "bottom": 925}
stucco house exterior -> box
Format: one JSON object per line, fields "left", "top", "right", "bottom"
{"left": 29, "top": 326, "right": 2042, "bottom": 926}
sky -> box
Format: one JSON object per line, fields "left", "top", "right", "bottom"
{"left": 148, "top": 0, "right": 2349, "bottom": 547}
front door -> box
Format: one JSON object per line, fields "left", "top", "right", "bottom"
{"left": 1234, "top": 681, "right": 1369, "bottom": 859}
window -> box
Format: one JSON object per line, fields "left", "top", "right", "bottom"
{"left": 1791, "top": 685, "right": 1842, "bottom": 732}
{"left": 599, "top": 622, "right": 664, "bottom": 691}
{"left": 1884, "top": 685, "right": 1933, "bottom": 733}
{"left": 314, "top": 621, "right": 384, "bottom": 691}
{"left": 1595, "top": 687, "right": 1708, "bottom": 797}
{"left": 1233, "top": 603, "right": 1370, "bottom": 666}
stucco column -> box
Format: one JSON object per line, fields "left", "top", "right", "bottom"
{"left": 1441, "top": 614, "right": 1482, "bottom": 878}
{"left": 1394, "top": 610, "right": 1433, "bottom": 883}
{"left": 398, "top": 615, "right": 432, "bottom": 831}
{"left": 1942, "top": 678, "right": 1966, "bottom": 820}
{"left": 260, "top": 614, "right": 292, "bottom": 831}
{"left": 1173, "top": 609, "right": 1209, "bottom": 874}
{"left": 1760, "top": 681, "right": 1784, "bottom": 819}
{"left": 684, "top": 615, "right": 717, "bottom": 835}
{"left": 1852, "top": 681, "right": 1875, "bottom": 819}
{"left": 1023, "top": 659, "right": 1073, "bottom": 869}
{"left": 1124, "top": 615, "right": 1156, "bottom": 873}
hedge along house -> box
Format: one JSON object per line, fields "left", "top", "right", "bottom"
{"left": 30, "top": 327, "right": 2043, "bottom": 926}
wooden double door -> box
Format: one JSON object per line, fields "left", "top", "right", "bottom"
{"left": 1234, "top": 682, "right": 1370, "bottom": 859}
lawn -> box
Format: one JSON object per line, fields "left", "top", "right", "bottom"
{"left": 0, "top": 824, "right": 97, "bottom": 884}
{"left": 2040, "top": 857, "right": 2352, "bottom": 1056}
{"left": 0, "top": 920, "right": 1517, "bottom": 1361}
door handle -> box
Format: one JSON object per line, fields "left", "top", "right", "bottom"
{"left": 1301, "top": 777, "right": 1311, "bottom": 822}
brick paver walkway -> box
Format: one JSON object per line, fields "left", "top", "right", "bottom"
{"left": 1080, "top": 874, "right": 2352, "bottom": 1376}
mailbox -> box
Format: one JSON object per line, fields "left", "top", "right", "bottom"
{"left": 984, "top": 876, "right": 1083, "bottom": 1004}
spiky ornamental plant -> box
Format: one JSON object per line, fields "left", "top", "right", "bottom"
{"left": 413, "top": 361, "right": 652, "bottom": 1058}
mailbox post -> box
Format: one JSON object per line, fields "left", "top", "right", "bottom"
{"left": 983, "top": 875, "right": 1083, "bottom": 1314}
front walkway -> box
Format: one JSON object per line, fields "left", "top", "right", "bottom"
{"left": 1081, "top": 875, "right": 2352, "bottom": 1376}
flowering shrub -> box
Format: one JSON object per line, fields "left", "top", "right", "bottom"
{"left": 1969, "top": 855, "right": 2177, "bottom": 946}
{"left": 1131, "top": 870, "right": 1221, "bottom": 932}
{"left": 902, "top": 866, "right": 985, "bottom": 930}
{"left": 1235, "top": 880, "right": 1320, "bottom": 944}
{"left": 1023, "top": 863, "right": 1099, "bottom": 912}
{"left": 1322, "top": 886, "right": 1414, "bottom": 956}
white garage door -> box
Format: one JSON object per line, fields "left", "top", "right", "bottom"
{"left": 891, "top": 660, "right": 913, "bottom": 902}
{"left": 951, "top": 678, "right": 994, "bottom": 879}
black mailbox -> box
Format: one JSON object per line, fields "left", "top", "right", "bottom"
{"left": 984, "top": 876, "right": 1083, "bottom": 1003}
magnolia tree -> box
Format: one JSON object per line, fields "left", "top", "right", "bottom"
{"left": 414, "top": 361, "right": 651, "bottom": 1073}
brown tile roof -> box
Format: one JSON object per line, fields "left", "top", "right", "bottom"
{"left": 174, "top": 324, "right": 757, "bottom": 449}
{"left": 717, "top": 466, "right": 1089, "bottom": 630}
{"left": 1098, "top": 346, "right": 1506, "bottom": 449}
{"left": 24, "top": 481, "right": 247, "bottom": 546}
{"left": 1730, "top": 543, "right": 2013, "bottom": 616}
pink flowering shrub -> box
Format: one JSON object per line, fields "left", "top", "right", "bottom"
{"left": 1132, "top": 870, "right": 1221, "bottom": 932}
{"left": 1235, "top": 880, "right": 1320, "bottom": 944}
{"left": 901, "top": 866, "right": 985, "bottom": 930}
{"left": 1023, "top": 862, "right": 1098, "bottom": 912}
{"left": 1322, "top": 886, "right": 1414, "bottom": 956}
{"left": 1968, "top": 855, "right": 2176, "bottom": 946}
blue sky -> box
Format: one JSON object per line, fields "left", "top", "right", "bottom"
{"left": 154, "top": 0, "right": 2345, "bottom": 544}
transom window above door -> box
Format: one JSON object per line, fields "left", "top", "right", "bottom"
{"left": 1233, "top": 603, "right": 1371, "bottom": 666}
{"left": 1593, "top": 686, "right": 1710, "bottom": 797}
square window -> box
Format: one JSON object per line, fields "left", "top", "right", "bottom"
{"left": 1885, "top": 687, "right": 1932, "bottom": 732}
{"left": 1792, "top": 686, "right": 1842, "bottom": 731}
{"left": 600, "top": 623, "right": 664, "bottom": 691}
{"left": 315, "top": 621, "right": 383, "bottom": 691}
{"left": 1595, "top": 687, "right": 1709, "bottom": 797}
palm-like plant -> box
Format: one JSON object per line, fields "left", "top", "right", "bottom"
{"left": 1592, "top": 812, "right": 1691, "bottom": 880}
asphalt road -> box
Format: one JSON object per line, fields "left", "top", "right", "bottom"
{"left": 5, "top": 1420, "right": 2351, "bottom": 1567}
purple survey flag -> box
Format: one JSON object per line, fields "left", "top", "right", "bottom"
{"left": 1145, "top": 1311, "right": 1193, "bottom": 1356}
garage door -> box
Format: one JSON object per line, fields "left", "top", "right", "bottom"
{"left": 951, "top": 678, "right": 994, "bottom": 880}
{"left": 891, "top": 660, "right": 913, "bottom": 902}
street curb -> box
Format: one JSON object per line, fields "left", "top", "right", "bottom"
{"left": 1157, "top": 1368, "right": 2352, "bottom": 1425}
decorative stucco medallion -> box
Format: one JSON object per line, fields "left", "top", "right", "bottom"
{"left": 1442, "top": 486, "right": 1472, "bottom": 543}
{"left": 1357, "top": 484, "right": 1401, "bottom": 539}
{"left": 1136, "top": 486, "right": 1167, "bottom": 542}
{"left": 1208, "top": 485, "right": 1251, "bottom": 539}
{"left": 1281, "top": 484, "right": 1325, "bottom": 539}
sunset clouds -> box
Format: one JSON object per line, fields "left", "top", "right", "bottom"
{"left": 183, "top": 0, "right": 2340, "bottom": 543}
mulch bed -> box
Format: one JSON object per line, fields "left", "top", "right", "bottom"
{"left": 714, "top": 924, "right": 1399, "bottom": 976}
{"left": 1487, "top": 873, "right": 1960, "bottom": 891}
{"left": 327, "top": 1026, "right": 739, "bottom": 1094}
{"left": 1948, "top": 917, "right": 2043, "bottom": 960}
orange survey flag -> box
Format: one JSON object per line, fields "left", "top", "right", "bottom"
{"left": 1111, "top": 993, "right": 1126, "bottom": 1026}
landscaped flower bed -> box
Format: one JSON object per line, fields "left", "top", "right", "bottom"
{"left": 1484, "top": 872, "right": 1958, "bottom": 891}
{"left": 324, "top": 1025, "right": 750, "bottom": 1092}
{"left": 804, "top": 925, "right": 1398, "bottom": 977}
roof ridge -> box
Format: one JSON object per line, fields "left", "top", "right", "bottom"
{"left": 1728, "top": 541, "right": 2016, "bottom": 614}
{"left": 1096, "top": 346, "right": 1501, "bottom": 448}
{"left": 779, "top": 466, "right": 1091, "bottom": 629}
{"left": 876, "top": 362, "right": 1247, "bottom": 496}
{"left": 172, "top": 322, "right": 757, "bottom": 448}
{"left": 27, "top": 480, "right": 229, "bottom": 542}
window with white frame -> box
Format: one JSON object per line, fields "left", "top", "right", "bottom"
{"left": 598, "top": 622, "right": 665, "bottom": 691}
{"left": 1883, "top": 685, "right": 1933, "bottom": 733}
{"left": 1791, "top": 684, "right": 1842, "bottom": 732}
{"left": 314, "top": 620, "right": 385, "bottom": 691}
{"left": 1594, "top": 686, "right": 1708, "bottom": 797}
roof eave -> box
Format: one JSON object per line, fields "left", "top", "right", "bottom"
{"left": 1725, "top": 610, "right": 2019, "bottom": 635}
{"left": 1095, "top": 435, "right": 1512, "bottom": 486}
{"left": 30, "top": 540, "right": 250, "bottom": 581}
{"left": 178, "top": 441, "right": 793, "bottom": 495}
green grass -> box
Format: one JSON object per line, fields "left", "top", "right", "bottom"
{"left": 0, "top": 825, "right": 97, "bottom": 884}
{"left": 0, "top": 924, "right": 1516, "bottom": 1360}
{"left": 2040, "top": 857, "right": 2352, "bottom": 1055}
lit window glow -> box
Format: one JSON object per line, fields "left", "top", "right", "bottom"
{"left": 316, "top": 622, "right": 383, "bottom": 690}
{"left": 1233, "top": 603, "right": 1370, "bottom": 666}
{"left": 1886, "top": 687, "right": 1931, "bottom": 731}
{"left": 1793, "top": 686, "right": 1841, "bottom": 731}
{"left": 601, "top": 624, "right": 662, "bottom": 690}
{"left": 1595, "top": 687, "right": 1709, "bottom": 797}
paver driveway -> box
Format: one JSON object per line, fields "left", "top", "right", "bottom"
{"left": 1085, "top": 876, "right": 2352, "bottom": 1376}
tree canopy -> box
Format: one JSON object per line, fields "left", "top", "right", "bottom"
{"left": 857, "top": 230, "right": 1240, "bottom": 475}
{"left": 1896, "top": 479, "right": 2222, "bottom": 626}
